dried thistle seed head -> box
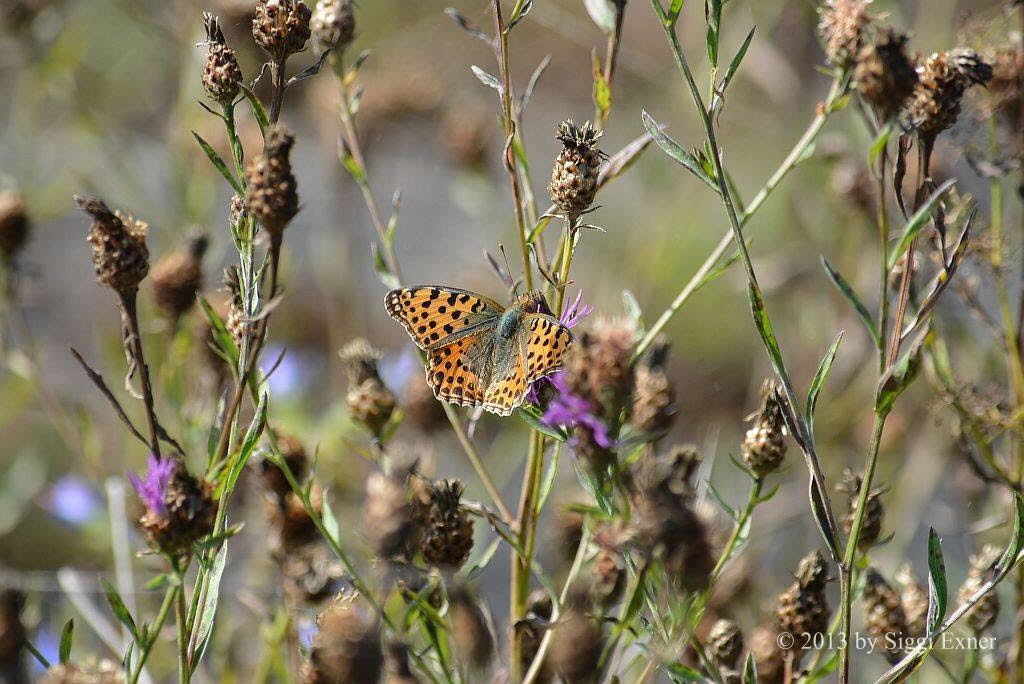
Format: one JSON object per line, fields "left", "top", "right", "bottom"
{"left": 839, "top": 469, "right": 885, "bottom": 550}
{"left": 708, "top": 618, "right": 744, "bottom": 670}
{"left": 267, "top": 484, "right": 323, "bottom": 552}
{"left": 131, "top": 457, "right": 217, "bottom": 555}
{"left": 957, "top": 544, "right": 1002, "bottom": 633}
{"left": 631, "top": 362, "right": 677, "bottom": 436}
{"left": 590, "top": 523, "right": 629, "bottom": 607}
{"left": 339, "top": 337, "right": 384, "bottom": 384}
{"left": 253, "top": 0, "right": 311, "bottom": 60}
{"left": 863, "top": 568, "right": 908, "bottom": 663}
{"left": 383, "top": 639, "right": 420, "bottom": 684}
{"left": 202, "top": 13, "right": 242, "bottom": 105}
{"left": 420, "top": 479, "right": 474, "bottom": 569}
{"left": 516, "top": 589, "right": 554, "bottom": 679}
{"left": 564, "top": 316, "right": 637, "bottom": 412}
{"left": 76, "top": 195, "right": 150, "bottom": 295}
{"left": 40, "top": 659, "right": 125, "bottom": 684}
{"left": 0, "top": 190, "right": 29, "bottom": 263}
{"left": 258, "top": 431, "right": 307, "bottom": 499}
{"left": 311, "top": 0, "right": 354, "bottom": 52}
{"left": 895, "top": 564, "right": 928, "bottom": 638}
{"left": 280, "top": 541, "right": 347, "bottom": 604}
{"left": 818, "top": 0, "right": 873, "bottom": 68}
{"left": 741, "top": 379, "right": 788, "bottom": 477}
{"left": 363, "top": 469, "right": 418, "bottom": 561}
{"left": 987, "top": 46, "right": 1023, "bottom": 118}
{"left": 150, "top": 235, "right": 207, "bottom": 322}
{"left": 304, "top": 596, "right": 383, "bottom": 684}
{"left": 228, "top": 193, "right": 247, "bottom": 230}
{"left": 748, "top": 623, "right": 784, "bottom": 683}
{"left": 220, "top": 266, "right": 248, "bottom": 347}
{"left": 448, "top": 587, "right": 494, "bottom": 671}
{"left": 776, "top": 550, "right": 831, "bottom": 661}
{"left": 855, "top": 31, "right": 918, "bottom": 121}
{"left": 549, "top": 118, "right": 604, "bottom": 219}
{"left": 245, "top": 125, "right": 299, "bottom": 237}
{"left": 908, "top": 50, "right": 992, "bottom": 143}
{"left": 348, "top": 378, "right": 396, "bottom": 439}
{"left": 548, "top": 592, "right": 603, "bottom": 684}
{"left": 401, "top": 371, "right": 446, "bottom": 432}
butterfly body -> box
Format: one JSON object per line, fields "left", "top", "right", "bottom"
{"left": 385, "top": 287, "right": 572, "bottom": 416}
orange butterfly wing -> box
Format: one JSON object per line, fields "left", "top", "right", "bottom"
{"left": 483, "top": 347, "right": 528, "bottom": 416}
{"left": 385, "top": 287, "right": 503, "bottom": 350}
{"left": 523, "top": 313, "right": 572, "bottom": 381}
{"left": 425, "top": 333, "right": 487, "bottom": 409}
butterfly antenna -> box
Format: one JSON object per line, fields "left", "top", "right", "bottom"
{"left": 498, "top": 243, "right": 522, "bottom": 297}
{"left": 485, "top": 247, "right": 515, "bottom": 290}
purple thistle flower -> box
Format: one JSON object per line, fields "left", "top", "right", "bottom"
{"left": 541, "top": 372, "right": 612, "bottom": 448}
{"left": 127, "top": 454, "right": 175, "bottom": 516}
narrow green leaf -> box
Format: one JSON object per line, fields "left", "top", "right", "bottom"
{"left": 925, "top": 527, "right": 947, "bottom": 633}
{"left": 706, "top": 481, "right": 737, "bottom": 520}
{"left": 641, "top": 110, "right": 719, "bottom": 193}
{"left": 321, "top": 492, "right": 341, "bottom": 545}
{"left": 535, "top": 444, "right": 561, "bottom": 515}
{"left": 821, "top": 256, "right": 879, "bottom": 346}
{"left": 747, "top": 282, "right": 785, "bottom": 375}
{"left": 192, "top": 132, "right": 244, "bottom": 195}
{"left": 717, "top": 26, "right": 755, "bottom": 99}
{"left": 24, "top": 638, "right": 51, "bottom": 668}
{"left": 507, "top": 0, "right": 534, "bottom": 30}
{"left": 527, "top": 216, "right": 553, "bottom": 245}
{"left": 741, "top": 651, "right": 758, "bottom": 683}
{"left": 887, "top": 179, "right": 956, "bottom": 270}
{"left": 592, "top": 53, "right": 611, "bottom": 123}
{"left": 809, "top": 477, "right": 842, "bottom": 562}
{"left": 59, "top": 619, "right": 73, "bottom": 663}
{"left": 190, "top": 542, "right": 228, "bottom": 669}
{"left": 667, "top": 0, "right": 684, "bottom": 26}
{"left": 470, "top": 65, "right": 503, "bottom": 93}
{"left": 463, "top": 536, "right": 502, "bottom": 581}
{"left": 806, "top": 331, "right": 844, "bottom": 427}
{"left": 371, "top": 243, "right": 400, "bottom": 290}
{"left": 101, "top": 578, "right": 140, "bottom": 643}
{"left": 516, "top": 404, "right": 568, "bottom": 441}
{"left": 239, "top": 84, "right": 269, "bottom": 135}
{"left": 875, "top": 326, "right": 928, "bottom": 416}
{"left": 868, "top": 122, "right": 893, "bottom": 166}
{"left": 225, "top": 392, "right": 267, "bottom": 492}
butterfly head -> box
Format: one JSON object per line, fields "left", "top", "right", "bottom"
{"left": 516, "top": 291, "right": 553, "bottom": 316}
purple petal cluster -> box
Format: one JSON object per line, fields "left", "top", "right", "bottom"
{"left": 559, "top": 290, "right": 593, "bottom": 329}
{"left": 127, "top": 454, "right": 175, "bottom": 516}
{"left": 541, "top": 372, "right": 612, "bottom": 448}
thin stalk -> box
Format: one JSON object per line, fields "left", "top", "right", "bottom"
{"left": 173, "top": 559, "right": 191, "bottom": 684}
{"left": 129, "top": 583, "right": 179, "bottom": 684}
{"left": 510, "top": 430, "right": 545, "bottom": 681}
{"left": 595, "top": 1, "right": 626, "bottom": 131}
{"left": 876, "top": 150, "right": 890, "bottom": 373}
{"left": 493, "top": 0, "right": 533, "bottom": 290}
{"left": 119, "top": 293, "right": 161, "bottom": 460}
{"left": 837, "top": 413, "right": 887, "bottom": 681}
{"left": 441, "top": 402, "right": 512, "bottom": 522}
{"left": 634, "top": 74, "right": 845, "bottom": 360}
{"left": 648, "top": 1, "right": 842, "bottom": 560}
{"left": 708, "top": 477, "right": 762, "bottom": 583}
{"left": 268, "top": 57, "right": 287, "bottom": 125}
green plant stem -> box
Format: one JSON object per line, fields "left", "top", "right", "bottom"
{"left": 837, "top": 412, "right": 887, "bottom": 682}
{"left": 648, "top": 0, "right": 842, "bottom": 562}
{"left": 493, "top": 0, "right": 533, "bottom": 291}
{"left": 876, "top": 149, "right": 891, "bottom": 374}
{"left": 129, "top": 583, "right": 179, "bottom": 684}
{"left": 173, "top": 559, "right": 191, "bottom": 684}
{"left": 268, "top": 57, "right": 287, "bottom": 126}
{"left": 119, "top": 292, "right": 161, "bottom": 460}
{"left": 709, "top": 476, "right": 763, "bottom": 583}
{"left": 634, "top": 74, "right": 845, "bottom": 360}
{"left": 441, "top": 401, "right": 512, "bottom": 522}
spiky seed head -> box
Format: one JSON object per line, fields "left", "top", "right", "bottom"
{"left": 40, "top": 659, "right": 125, "bottom": 684}
{"left": 631, "top": 363, "right": 677, "bottom": 436}
{"left": 776, "top": 550, "right": 831, "bottom": 670}
{"left": 957, "top": 544, "right": 1002, "bottom": 633}
{"left": 245, "top": 125, "right": 299, "bottom": 237}
{"left": 253, "top": 0, "right": 311, "bottom": 60}
{"left": 150, "top": 235, "right": 207, "bottom": 322}
{"left": 311, "top": 0, "right": 355, "bottom": 52}
{"left": 448, "top": 587, "right": 494, "bottom": 671}
{"left": 363, "top": 469, "right": 418, "bottom": 561}
{"left": 0, "top": 190, "right": 29, "bottom": 263}
{"left": 855, "top": 31, "right": 918, "bottom": 121}
{"left": 949, "top": 48, "right": 994, "bottom": 87}
{"left": 741, "top": 379, "right": 788, "bottom": 477}
{"left": 348, "top": 379, "right": 396, "bottom": 439}
{"left": 279, "top": 541, "right": 346, "bottom": 605}
{"left": 548, "top": 119, "right": 604, "bottom": 219}
{"left": 339, "top": 337, "right": 384, "bottom": 384}
{"left": 839, "top": 468, "right": 885, "bottom": 551}
{"left": 138, "top": 460, "right": 217, "bottom": 555}
{"left": 548, "top": 591, "right": 603, "bottom": 684}
{"left": 895, "top": 564, "right": 928, "bottom": 638}
{"left": 708, "top": 618, "right": 744, "bottom": 670}
{"left": 420, "top": 479, "right": 473, "bottom": 568}
{"left": 303, "top": 596, "right": 383, "bottom": 684}
{"left": 76, "top": 195, "right": 150, "bottom": 295}
{"left": 564, "top": 316, "right": 637, "bottom": 412}
{"left": 516, "top": 589, "right": 554, "bottom": 680}
{"left": 863, "top": 568, "right": 908, "bottom": 663}
{"left": 908, "top": 50, "right": 992, "bottom": 143}
{"left": 818, "top": 0, "right": 873, "bottom": 68}
{"left": 228, "top": 193, "right": 247, "bottom": 231}
{"left": 221, "top": 266, "right": 247, "bottom": 347}
{"left": 202, "top": 13, "right": 242, "bottom": 105}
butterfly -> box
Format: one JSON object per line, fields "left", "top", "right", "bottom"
{"left": 385, "top": 287, "right": 573, "bottom": 416}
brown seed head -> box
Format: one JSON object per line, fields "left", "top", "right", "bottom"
{"left": 0, "top": 190, "right": 29, "bottom": 263}
{"left": 363, "top": 469, "right": 418, "bottom": 561}
{"left": 245, "top": 125, "right": 299, "bottom": 236}
{"left": 957, "top": 544, "right": 1002, "bottom": 633}
{"left": 401, "top": 371, "right": 446, "bottom": 432}
{"left": 76, "top": 195, "right": 150, "bottom": 294}
{"left": 229, "top": 193, "right": 247, "bottom": 231}
{"left": 253, "top": 0, "right": 311, "bottom": 60}
{"left": 839, "top": 468, "right": 885, "bottom": 551}
{"left": 818, "top": 0, "right": 873, "bottom": 68}
{"left": 631, "top": 341, "right": 676, "bottom": 435}
{"left": 863, "top": 568, "right": 908, "bottom": 663}
{"left": 311, "top": 0, "right": 355, "bottom": 52}
{"left": 741, "top": 379, "right": 788, "bottom": 477}
{"left": 304, "top": 596, "right": 383, "bottom": 684}
{"left": 775, "top": 550, "right": 831, "bottom": 669}
{"left": 548, "top": 592, "right": 603, "bottom": 684}
{"left": 259, "top": 431, "right": 308, "bottom": 500}
{"left": 340, "top": 337, "right": 384, "bottom": 384}
{"left": 202, "top": 13, "right": 242, "bottom": 105}
{"left": 549, "top": 119, "right": 604, "bottom": 219}
{"left": 748, "top": 623, "right": 784, "bottom": 684}
{"left": 516, "top": 589, "right": 554, "bottom": 680}
{"left": 708, "top": 618, "right": 744, "bottom": 670}
{"left": 855, "top": 31, "right": 918, "bottom": 121}
{"left": 564, "top": 316, "right": 636, "bottom": 413}
{"left": 909, "top": 50, "right": 993, "bottom": 143}
{"left": 895, "top": 564, "right": 928, "bottom": 638}
{"left": 151, "top": 235, "right": 207, "bottom": 321}
{"left": 448, "top": 587, "right": 494, "bottom": 671}
{"left": 420, "top": 479, "right": 474, "bottom": 569}
{"left": 138, "top": 460, "right": 217, "bottom": 555}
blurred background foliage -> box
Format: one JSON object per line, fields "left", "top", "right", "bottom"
{"left": 0, "top": 0, "right": 1020, "bottom": 679}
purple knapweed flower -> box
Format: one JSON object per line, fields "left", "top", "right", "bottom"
{"left": 127, "top": 454, "right": 175, "bottom": 516}
{"left": 541, "top": 372, "right": 612, "bottom": 448}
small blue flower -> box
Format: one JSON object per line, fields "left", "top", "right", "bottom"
{"left": 46, "top": 475, "right": 102, "bottom": 526}
{"left": 127, "top": 454, "right": 175, "bottom": 516}
{"left": 541, "top": 372, "right": 612, "bottom": 448}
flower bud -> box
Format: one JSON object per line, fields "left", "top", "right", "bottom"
{"left": 202, "top": 13, "right": 242, "bottom": 106}
{"left": 253, "top": 0, "right": 312, "bottom": 61}
{"left": 76, "top": 195, "right": 149, "bottom": 295}
{"left": 245, "top": 125, "right": 299, "bottom": 238}
{"left": 548, "top": 119, "right": 603, "bottom": 220}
